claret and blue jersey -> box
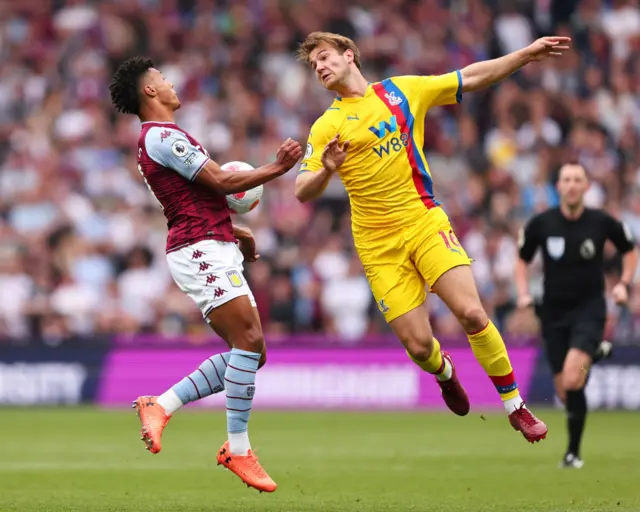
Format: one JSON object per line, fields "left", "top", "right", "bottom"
{"left": 137, "top": 121, "right": 235, "bottom": 252}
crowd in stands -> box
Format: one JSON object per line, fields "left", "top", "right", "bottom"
{"left": 1, "top": 0, "right": 640, "bottom": 343}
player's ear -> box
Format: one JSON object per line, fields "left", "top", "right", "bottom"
{"left": 343, "top": 49, "right": 354, "bottom": 64}
{"left": 142, "top": 83, "right": 157, "bottom": 98}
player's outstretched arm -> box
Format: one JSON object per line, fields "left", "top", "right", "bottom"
{"left": 460, "top": 37, "right": 571, "bottom": 93}
{"left": 295, "top": 135, "right": 349, "bottom": 203}
{"left": 196, "top": 138, "right": 302, "bottom": 194}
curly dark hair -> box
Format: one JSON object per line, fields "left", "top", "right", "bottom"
{"left": 109, "top": 57, "right": 154, "bottom": 115}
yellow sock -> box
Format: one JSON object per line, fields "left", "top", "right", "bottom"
{"left": 406, "top": 337, "right": 444, "bottom": 374}
{"left": 467, "top": 321, "right": 520, "bottom": 402}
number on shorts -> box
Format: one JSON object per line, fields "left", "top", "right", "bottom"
{"left": 137, "top": 163, "right": 164, "bottom": 210}
{"left": 438, "top": 230, "right": 461, "bottom": 249}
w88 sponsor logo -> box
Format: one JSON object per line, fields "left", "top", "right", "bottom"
{"left": 372, "top": 133, "right": 409, "bottom": 158}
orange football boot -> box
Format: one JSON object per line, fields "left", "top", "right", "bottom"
{"left": 132, "top": 396, "right": 171, "bottom": 454}
{"left": 216, "top": 441, "right": 277, "bottom": 493}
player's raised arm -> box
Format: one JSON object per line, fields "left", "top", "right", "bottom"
{"left": 197, "top": 138, "right": 302, "bottom": 194}
{"left": 460, "top": 37, "right": 571, "bottom": 93}
{"left": 295, "top": 135, "right": 349, "bottom": 203}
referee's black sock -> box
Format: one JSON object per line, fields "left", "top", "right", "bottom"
{"left": 565, "top": 388, "right": 587, "bottom": 457}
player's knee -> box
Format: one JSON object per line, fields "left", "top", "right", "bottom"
{"left": 231, "top": 320, "right": 265, "bottom": 354}
{"left": 405, "top": 336, "right": 436, "bottom": 362}
{"left": 457, "top": 305, "right": 488, "bottom": 334}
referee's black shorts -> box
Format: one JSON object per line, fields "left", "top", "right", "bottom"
{"left": 536, "top": 296, "right": 606, "bottom": 375}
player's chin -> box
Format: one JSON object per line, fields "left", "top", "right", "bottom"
{"left": 323, "top": 77, "right": 338, "bottom": 90}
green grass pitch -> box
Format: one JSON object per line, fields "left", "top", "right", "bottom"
{"left": 0, "top": 408, "right": 639, "bottom": 511}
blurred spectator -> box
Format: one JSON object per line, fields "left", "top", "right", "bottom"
{"left": 0, "top": 0, "right": 639, "bottom": 343}
{"left": 321, "top": 256, "right": 371, "bottom": 341}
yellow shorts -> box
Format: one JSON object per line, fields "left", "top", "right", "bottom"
{"left": 355, "top": 207, "right": 472, "bottom": 323}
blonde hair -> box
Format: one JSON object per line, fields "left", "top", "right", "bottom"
{"left": 296, "top": 31, "right": 361, "bottom": 69}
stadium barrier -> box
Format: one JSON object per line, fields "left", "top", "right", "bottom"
{"left": 1, "top": 337, "right": 639, "bottom": 410}
{"left": 0, "top": 343, "right": 109, "bottom": 405}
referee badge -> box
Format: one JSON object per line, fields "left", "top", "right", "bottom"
{"left": 546, "top": 236, "right": 565, "bottom": 260}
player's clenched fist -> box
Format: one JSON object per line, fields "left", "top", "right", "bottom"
{"left": 322, "top": 135, "right": 350, "bottom": 173}
{"left": 276, "top": 138, "right": 303, "bottom": 170}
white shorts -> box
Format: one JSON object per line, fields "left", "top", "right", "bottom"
{"left": 166, "top": 239, "right": 256, "bottom": 319}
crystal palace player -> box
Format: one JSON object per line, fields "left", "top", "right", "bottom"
{"left": 109, "top": 57, "right": 302, "bottom": 492}
{"left": 516, "top": 162, "right": 638, "bottom": 468}
{"left": 294, "top": 32, "right": 572, "bottom": 442}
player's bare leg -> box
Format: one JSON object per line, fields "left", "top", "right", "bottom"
{"left": 559, "top": 348, "right": 591, "bottom": 468}
{"left": 433, "top": 265, "right": 547, "bottom": 443}
{"left": 208, "top": 297, "right": 276, "bottom": 493}
{"left": 391, "top": 303, "right": 470, "bottom": 416}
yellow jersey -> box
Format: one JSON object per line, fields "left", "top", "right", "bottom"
{"left": 300, "top": 71, "right": 462, "bottom": 239}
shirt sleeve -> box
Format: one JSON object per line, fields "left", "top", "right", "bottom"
{"left": 299, "top": 115, "right": 336, "bottom": 173}
{"left": 392, "top": 71, "right": 463, "bottom": 110}
{"left": 518, "top": 215, "right": 541, "bottom": 263}
{"left": 604, "top": 214, "right": 636, "bottom": 254}
{"left": 144, "top": 126, "right": 209, "bottom": 181}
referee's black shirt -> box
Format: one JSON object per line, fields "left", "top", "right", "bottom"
{"left": 518, "top": 207, "right": 635, "bottom": 308}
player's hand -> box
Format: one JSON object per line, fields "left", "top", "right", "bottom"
{"left": 233, "top": 225, "right": 260, "bottom": 262}
{"left": 322, "top": 135, "right": 350, "bottom": 173}
{"left": 275, "top": 138, "right": 303, "bottom": 171}
{"left": 612, "top": 282, "right": 629, "bottom": 305}
{"left": 517, "top": 294, "right": 534, "bottom": 309}
{"left": 524, "top": 36, "right": 571, "bottom": 62}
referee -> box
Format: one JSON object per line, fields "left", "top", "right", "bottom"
{"left": 515, "top": 162, "right": 638, "bottom": 469}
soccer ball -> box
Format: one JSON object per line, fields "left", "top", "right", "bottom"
{"left": 221, "top": 161, "right": 263, "bottom": 214}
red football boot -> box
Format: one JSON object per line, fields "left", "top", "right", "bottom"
{"left": 437, "top": 352, "right": 470, "bottom": 416}
{"left": 509, "top": 403, "right": 548, "bottom": 443}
